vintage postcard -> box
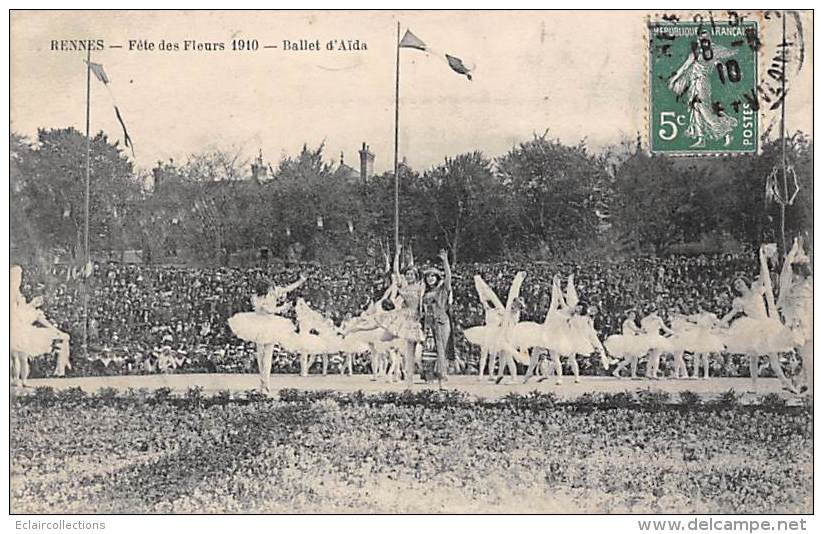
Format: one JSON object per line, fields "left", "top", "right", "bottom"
{"left": 7, "top": 8, "right": 814, "bottom": 521}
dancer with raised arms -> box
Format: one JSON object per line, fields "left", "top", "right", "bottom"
{"left": 720, "top": 244, "right": 799, "bottom": 393}
{"left": 228, "top": 274, "right": 306, "bottom": 393}
{"left": 463, "top": 270, "right": 528, "bottom": 383}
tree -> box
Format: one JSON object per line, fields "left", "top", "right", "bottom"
{"left": 610, "top": 150, "right": 692, "bottom": 254}
{"left": 418, "top": 151, "right": 504, "bottom": 263}
{"left": 366, "top": 162, "right": 428, "bottom": 259}
{"left": 725, "top": 133, "right": 813, "bottom": 250}
{"left": 11, "top": 127, "right": 138, "bottom": 261}
{"left": 10, "top": 132, "right": 37, "bottom": 261}
{"left": 164, "top": 150, "right": 254, "bottom": 265}
{"left": 496, "top": 134, "right": 605, "bottom": 256}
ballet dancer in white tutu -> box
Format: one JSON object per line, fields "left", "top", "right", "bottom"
{"left": 292, "top": 298, "right": 347, "bottom": 376}
{"left": 342, "top": 258, "right": 424, "bottom": 383}
{"left": 228, "top": 274, "right": 306, "bottom": 392}
{"left": 568, "top": 304, "right": 612, "bottom": 370}
{"left": 463, "top": 271, "right": 527, "bottom": 381}
{"left": 691, "top": 309, "right": 725, "bottom": 379}
{"left": 542, "top": 276, "right": 609, "bottom": 383}
{"left": 720, "top": 244, "right": 799, "bottom": 392}
{"left": 494, "top": 296, "right": 528, "bottom": 383}
{"left": 465, "top": 276, "right": 505, "bottom": 379}
{"left": 10, "top": 265, "right": 71, "bottom": 386}
{"left": 777, "top": 237, "right": 813, "bottom": 395}
{"left": 607, "top": 309, "right": 645, "bottom": 379}
{"left": 639, "top": 307, "right": 675, "bottom": 380}
{"left": 340, "top": 297, "right": 391, "bottom": 380}
{"left": 668, "top": 305, "right": 726, "bottom": 379}
{"left": 517, "top": 275, "right": 577, "bottom": 385}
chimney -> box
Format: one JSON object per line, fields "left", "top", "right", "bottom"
{"left": 358, "top": 142, "right": 375, "bottom": 181}
{"left": 152, "top": 161, "right": 164, "bottom": 190}
{"left": 251, "top": 149, "right": 266, "bottom": 181}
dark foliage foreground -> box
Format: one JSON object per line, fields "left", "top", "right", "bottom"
{"left": 10, "top": 387, "right": 812, "bottom": 514}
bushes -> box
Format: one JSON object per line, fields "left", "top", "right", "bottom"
{"left": 714, "top": 389, "right": 741, "bottom": 408}
{"left": 679, "top": 390, "right": 702, "bottom": 406}
{"left": 501, "top": 391, "right": 559, "bottom": 410}
{"left": 636, "top": 389, "right": 671, "bottom": 409}
{"left": 11, "top": 386, "right": 806, "bottom": 416}
{"left": 759, "top": 392, "right": 788, "bottom": 409}
{"left": 31, "top": 386, "right": 57, "bottom": 405}
{"left": 152, "top": 387, "right": 173, "bottom": 404}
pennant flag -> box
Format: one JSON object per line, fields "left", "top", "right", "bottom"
{"left": 445, "top": 54, "right": 473, "bottom": 80}
{"left": 399, "top": 30, "right": 427, "bottom": 51}
{"left": 87, "top": 61, "right": 110, "bottom": 84}
{"left": 114, "top": 105, "right": 134, "bottom": 156}
{"left": 399, "top": 29, "right": 474, "bottom": 81}
{"left": 87, "top": 60, "right": 135, "bottom": 157}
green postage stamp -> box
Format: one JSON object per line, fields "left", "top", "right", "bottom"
{"left": 649, "top": 19, "right": 759, "bottom": 154}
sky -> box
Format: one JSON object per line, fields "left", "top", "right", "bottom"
{"left": 10, "top": 10, "right": 813, "bottom": 173}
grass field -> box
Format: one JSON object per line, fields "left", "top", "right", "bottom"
{"left": 10, "top": 385, "right": 812, "bottom": 514}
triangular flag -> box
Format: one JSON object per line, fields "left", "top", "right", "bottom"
{"left": 445, "top": 54, "right": 473, "bottom": 80}
{"left": 399, "top": 29, "right": 473, "bottom": 81}
{"left": 399, "top": 30, "right": 427, "bottom": 51}
{"left": 86, "top": 59, "right": 135, "bottom": 157}
{"left": 114, "top": 105, "right": 134, "bottom": 156}
{"left": 87, "top": 61, "right": 109, "bottom": 84}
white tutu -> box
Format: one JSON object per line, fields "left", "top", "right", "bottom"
{"left": 280, "top": 331, "right": 339, "bottom": 355}
{"left": 723, "top": 316, "right": 797, "bottom": 355}
{"left": 10, "top": 320, "right": 59, "bottom": 356}
{"left": 513, "top": 316, "right": 578, "bottom": 355}
{"left": 11, "top": 299, "right": 67, "bottom": 357}
{"left": 565, "top": 317, "right": 599, "bottom": 355}
{"left": 338, "top": 331, "right": 372, "bottom": 354}
{"left": 543, "top": 314, "right": 579, "bottom": 355}
{"left": 464, "top": 324, "right": 509, "bottom": 352}
{"left": 604, "top": 333, "right": 646, "bottom": 357}
{"left": 512, "top": 321, "right": 547, "bottom": 350}
{"left": 671, "top": 326, "right": 726, "bottom": 353}
{"left": 228, "top": 312, "right": 296, "bottom": 345}
{"left": 637, "top": 332, "right": 674, "bottom": 353}
{"left": 466, "top": 323, "right": 528, "bottom": 364}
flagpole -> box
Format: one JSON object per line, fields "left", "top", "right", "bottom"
{"left": 778, "top": 11, "right": 788, "bottom": 257}
{"left": 393, "top": 21, "right": 400, "bottom": 256}
{"left": 83, "top": 48, "right": 91, "bottom": 358}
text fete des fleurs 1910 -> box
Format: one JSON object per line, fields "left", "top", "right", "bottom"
{"left": 48, "top": 38, "right": 367, "bottom": 53}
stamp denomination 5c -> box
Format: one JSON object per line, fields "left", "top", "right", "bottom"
{"left": 649, "top": 19, "right": 759, "bottom": 155}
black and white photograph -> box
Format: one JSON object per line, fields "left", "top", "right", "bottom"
{"left": 6, "top": 7, "right": 816, "bottom": 522}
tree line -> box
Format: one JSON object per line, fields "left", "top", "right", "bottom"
{"left": 10, "top": 127, "right": 812, "bottom": 266}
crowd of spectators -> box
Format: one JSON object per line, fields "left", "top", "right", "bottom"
{"left": 19, "top": 253, "right": 761, "bottom": 377}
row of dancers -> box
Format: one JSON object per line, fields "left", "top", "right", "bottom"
{"left": 8, "top": 238, "right": 810, "bottom": 396}
{"left": 226, "top": 238, "right": 811, "bottom": 395}
{"left": 468, "top": 239, "right": 812, "bottom": 393}
{"left": 227, "top": 248, "right": 450, "bottom": 391}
